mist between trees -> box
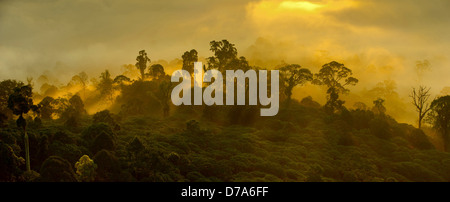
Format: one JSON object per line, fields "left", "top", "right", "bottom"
{"left": 1, "top": 40, "right": 450, "bottom": 182}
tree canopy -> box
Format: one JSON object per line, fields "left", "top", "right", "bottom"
{"left": 280, "top": 64, "right": 313, "bottom": 102}
{"left": 314, "top": 61, "right": 358, "bottom": 113}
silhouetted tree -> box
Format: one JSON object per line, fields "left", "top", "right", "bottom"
{"left": 280, "top": 64, "right": 313, "bottom": 103}
{"left": 61, "top": 94, "right": 86, "bottom": 128}
{"left": 113, "top": 75, "right": 131, "bottom": 83}
{"left": 116, "top": 80, "right": 160, "bottom": 116}
{"left": 182, "top": 49, "right": 198, "bottom": 75}
{"left": 206, "top": 40, "right": 250, "bottom": 72}
{"left": 38, "top": 96, "right": 55, "bottom": 120}
{"left": 207, "top": 40, "right": 237, "bottom": 72}
{"left": 314, "top": 61, "right": 358, "bottom": 113}
{"left": 7, "top": 85, "right": 36, "bottom": 171}
{"left": 98, "top": 70, "right": 114, "bottom": 101}
{"left": 372, "top": 98, "right": 386, "bottom": 115}
{"left": 51, "top": 97, "right": 69, "bottom": 118}
{"left": 427, "top": 96, "right": 450, "bottom": 151}
{"left": 113, "top": 75, "right": 131, "bottom": 85}
{"left": 233, "top": 56, "right": 251, "bottom": 71}
{"left": 113, "top": 75, "right": 131, "bottom": 92}
{"left": 410, "top": 86, "right": 432, "bottom": 128}
{"left": 69, "top": 94, "right": 86, "bottom": 116}
{"left": 136, "top": 50, "right": 150, "bottom": 80}
{"left": 148, "top": 64, "right": 166, "bottom": 80}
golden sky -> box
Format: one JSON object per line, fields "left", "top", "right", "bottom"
{"left": 1, "top": 0, "right": 449, "bottom": 99}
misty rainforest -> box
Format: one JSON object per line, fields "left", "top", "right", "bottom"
{"left": 2, "top": 0, "right": 450, "bottom": 182}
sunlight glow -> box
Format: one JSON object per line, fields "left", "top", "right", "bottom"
{"left": 279, "top": 1, "right": 324, "bottom": 11}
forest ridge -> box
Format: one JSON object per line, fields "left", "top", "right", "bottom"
{"left": 1, "top": 40, "right": 450, "bottom": 182}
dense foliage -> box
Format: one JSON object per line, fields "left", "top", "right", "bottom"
{"left": 1, "top": 93, "right": 448, "bottom": 182}
{"left": 0, "top": 40, "right": 449, "bottom": 182}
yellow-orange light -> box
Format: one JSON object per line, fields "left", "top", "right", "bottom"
{"left": 279, "top": 1, "right": 324, "bottom": 11}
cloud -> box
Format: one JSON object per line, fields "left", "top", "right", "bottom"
{"left": 0, "top": 0, "right": 256, "bottom": 81}
{"left": 245, "top": 0, "right": 450, "bottom": 90}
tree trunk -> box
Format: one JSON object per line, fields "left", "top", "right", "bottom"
{"left": 418, "top": 115, "right": 423, "bottom": 129}
{"left": 140, "top": 68, "right": 145, "bottom": 81}
{"left": 286, "top": 94, "right": 292, "bottom": 107}
{"left": 286, "top": 86, "right": 293, "bottom": 107}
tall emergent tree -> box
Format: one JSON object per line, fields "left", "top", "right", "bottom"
{"left": 136, "top": 50, "right": 151, "bottom": 80}
{"left": 207, "top": 40, "right": 237, "bottom": 72}
{"left": 206, "top": 40, "right": 250, "bottom": 73}
{"left": 314, "top": 61, "right": 358, "bottom": 113}
{"left": 280, "top": 64, "right": 313, "bottom": 103}
{"left": 98, "top": 70, "right": 114, "bottom": 101}
{"left": 7, "top": 85, "right": 36, "bottom": 171}
{"left": 427, "top": 96, "right": 450, "bottom": 151}
{"left": 410, "top": 86, "right": 432, "bottom": 128}
{"left": 182, "top": 49, "right": 198, "bottom": 76}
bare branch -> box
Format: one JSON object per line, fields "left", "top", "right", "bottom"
{"left": 410, "top": 86, "right": 432, "bottom": 128}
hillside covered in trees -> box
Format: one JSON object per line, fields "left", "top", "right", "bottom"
{"left": 1, "top": 40, "right": 450, "bottom": 182}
